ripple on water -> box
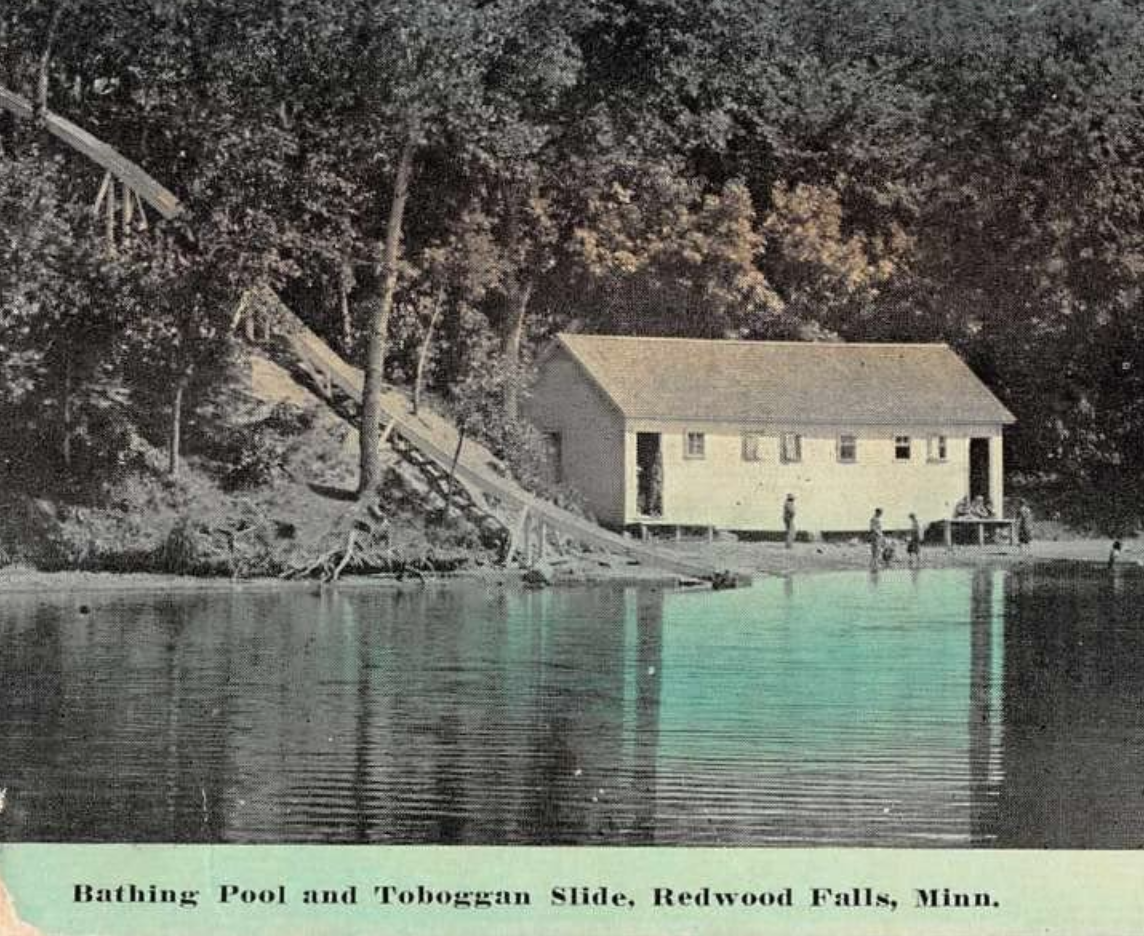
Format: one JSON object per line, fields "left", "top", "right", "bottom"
{"left": 0, "top": 565, "right": 1140, "bottom": 845}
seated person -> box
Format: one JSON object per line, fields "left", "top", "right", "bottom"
{"left": 881, "top": 539, "right": 897, "bottom": 566}
{"left": 970, "top": 495, "right": 991, "bottom": 518}
{"left": 954, "top": 496, "right": 971, "bottom": 517}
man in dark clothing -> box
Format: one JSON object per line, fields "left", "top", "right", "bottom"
{"left": 1017, "top": 501, "right": 1033, "bottom": 550}
{"left": 783, "top": 494, "right": 796, "bottom": 549}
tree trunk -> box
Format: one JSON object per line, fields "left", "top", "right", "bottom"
{"left": 35, "top": 2, "right": 65, "bottom": 125}
{"left": 169, "top": 377, "right": 186, "bottom": 478}
{"left": 358, "top": 130, "right": 417, "bottom": 498}
{"left": 439, "top": 294, "right": 464, "bottom": 391}
{"left": 443, "top": 425, "right": 465, "bottom": 521}
{"left": 502, "top": 276, "right": 534, "bottom": 424}
{"left": 412, "top": 290, "right": 444, "bottom": 416}
{"left": 61, "top": 348, "right": 72, "bottom": 470}
{"left": 339, "top": 262, "right": 354, "bottom": 356}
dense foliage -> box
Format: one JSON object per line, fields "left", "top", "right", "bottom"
{"left": 3, "top": 0, "right": 1143, "bottom": 528}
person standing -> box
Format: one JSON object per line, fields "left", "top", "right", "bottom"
{"left": 648, "top": 457, "right": 663, "bottom": 517}
{"left": 783, "top": 494, "right": 797, "bottom": 549}
{"left": 907, "top": 512, "right": 922, "bottom": 568}
{"left": 1017, "top": 500, "right": 1033, "bottom": 551}
{"left": 1108, "top": 539, "right": 1123, "bottom": 570}
{"left": 869, "top": 508, "right": 884, "bottom": 568}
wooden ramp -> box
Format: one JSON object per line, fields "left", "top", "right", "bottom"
{"left": 0, "top": 85, "right": 184, "bottom": 219}
{"left": 0, "top": 86, "right": 737, "bottom": 584}
{"left": 256, "top": 297, "right": 744, "bottom": 584}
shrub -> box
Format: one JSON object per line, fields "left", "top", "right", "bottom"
{"left": 70, "top": 409, "right": 144, "bottom": 483}
{"left": 158, "top": 517, "right": 202, "bottom": 574}
{"left": 216, "top": 403, "right": 314, "bottom": 491}
{"left": 262, "top": 401, "right": 315, "bottom": 435}
{"left": 221, "top": 425, "right": 287, "bottom": 490}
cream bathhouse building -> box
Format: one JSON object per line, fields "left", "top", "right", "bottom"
{"left": 526, "top": 334, "right": 1016, "bottom": 535}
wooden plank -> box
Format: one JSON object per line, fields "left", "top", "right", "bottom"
{"left": 0, "top": 85, "right": 184, "bottom": 219}
{"left": 0, "top": 85, "right": 33, "bottom": 119}
{"left": 105, "top": 180, "right": 116, "bottom": 250}
{"left": 122, "top": 181, "right": 134, "bottom": 236}
{"left": 134, "top": 190, "right": 149, "bottom": 230}
{"left": 92, "top": 170, "right": 111, "bottom": 216}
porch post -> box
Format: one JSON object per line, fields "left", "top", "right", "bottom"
{"left": 989, "top": 433, "right": 1005, "bottom": 517}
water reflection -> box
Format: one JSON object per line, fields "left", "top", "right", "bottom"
{"left": 996, "top": 563, "right": 1144, "bottom": 847}
{"left": 968, "top": 568, "right": 999, "bottom": 843}
{"left": 651, "top": 570, "right": 1006, "bottom": 845}
{"left": 0, "top": 565, "right": 1138, "bottom": 846}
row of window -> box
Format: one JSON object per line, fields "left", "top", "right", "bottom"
{"left": 683, "top": 431, "right": 949, "bottom": 464}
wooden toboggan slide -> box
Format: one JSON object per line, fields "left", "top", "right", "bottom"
{"left": 1, "top": 84, "right": 743, "bottom": 586}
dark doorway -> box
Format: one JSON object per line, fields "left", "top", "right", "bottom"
{"left": 636, "top": 432, "right": 663, "bottom": 517}
{"left": 969, "top": 438, "right": 990, "bottom": 501}
{"left": 544, "top": 432, "right": 563, "bottom": 485}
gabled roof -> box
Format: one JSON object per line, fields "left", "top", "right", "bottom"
{"left": 554, "top": 334, "right": 1015, "bottom": 425}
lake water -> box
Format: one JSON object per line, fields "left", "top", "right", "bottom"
{"left": 1, "top": 564, "right": 1142, "bottom": 847}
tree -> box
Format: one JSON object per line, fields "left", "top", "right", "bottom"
{"left": 0, "top": 146, "right": 131, "bottom": 479}
{"left": 340, "top": 0, "right": 596, "bottom": 492}
{"left": 402, "top": 209, "right": 509, "bottom": 414}
{"left": 8, "top": 0, "right": 1144, "bottom": 513}
{"left": 345, "top": 0, "right": 518, "bottom": 496}
{"left": 572, "top": 162, "right": 786, "bottom": 337}
{"left": 121, "top": 245, "right": 235, "bottom": 478}
{"left": 761, "top": 180, "right": 913, "bottom": 338}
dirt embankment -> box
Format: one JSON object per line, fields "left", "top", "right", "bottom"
{"left": 0, "top": 355, "right": 504, "bottom": 581}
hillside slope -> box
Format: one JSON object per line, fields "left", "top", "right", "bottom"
{"left": 0, "top": 352, "right": 500, "bottom": 577}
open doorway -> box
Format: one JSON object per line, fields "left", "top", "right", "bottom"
{"left": 636, "top": 432, "right": 663, "bottom": 517}
{"left": 969, "top": 437, "right": 990, "bottom": 502}
{"left": 543, "top": 432, "right": 563, "bottom": 485}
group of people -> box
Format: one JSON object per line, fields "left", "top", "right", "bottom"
{"left": 867, "top": 508, "right": 923, "bottom": 570}
{"left": 781, "top": 495, "right": 923, "bottom": 568}
{"left": 780, "top": 494, "right": 1037, "bottom": 568}
{"left": 954, "top": 494, "right": 995, "bottom": 519}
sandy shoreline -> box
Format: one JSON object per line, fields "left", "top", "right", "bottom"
{"left": 0, "top": 536, "right": 1132, "bottom": 594}
{"left": 661, "top": 535, "right": 1137, "bottom": 576}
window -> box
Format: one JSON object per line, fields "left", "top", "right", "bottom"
{"left": 741, "top": 432, "right": 763, "bottom": 462}
{"left": 780, "top": 433, "right": 802, "bottom": 463}
{"left": 927, "top": 435, "right": 948, "bottom": 462}
{"left": 838, "top": 434, "right": 858, "bottom": 463}
{"left": 895, "top": 435, "right": 912, "bottom": 461}
{"left": 685, "top": 431, "right": 706, "bottom": 459}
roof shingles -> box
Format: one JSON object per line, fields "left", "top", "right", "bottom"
{"left": 557, "top": 334, "right": 1015, "bottom": 425}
